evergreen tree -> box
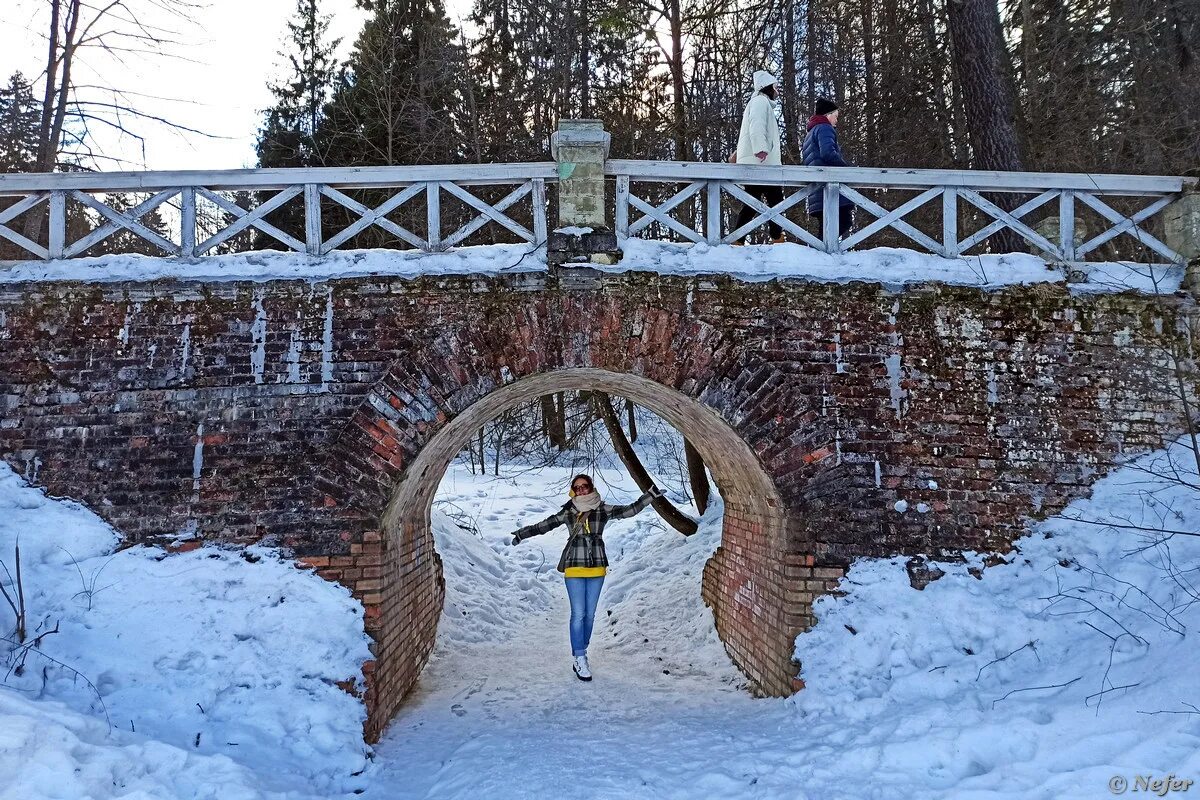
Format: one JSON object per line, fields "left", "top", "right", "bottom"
{"left": 257, "top": 0, "right": 342, "bottom": 169}
{"left": 319, "top": 0, "right": 467, "bottom": 167}
{"left": 0, "top": 72, "right": 41, "bottom": 173}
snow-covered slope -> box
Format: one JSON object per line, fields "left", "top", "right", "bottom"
{"left": 0, "top": 466, "right": 374, "bottom": 799}
{"left": 793, "top": 440, "right": 1200, "bottom": 797}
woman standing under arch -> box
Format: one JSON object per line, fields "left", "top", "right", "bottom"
{"left": 509, "top": 474, "right": 662, "bottom": 681}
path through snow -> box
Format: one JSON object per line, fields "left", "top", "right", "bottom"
{"left": 366, "top": 465, "right": 785, "bottom": 799}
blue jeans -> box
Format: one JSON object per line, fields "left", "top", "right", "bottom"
{"left": 565, "top": 576, "right": 605, "bottom": 657}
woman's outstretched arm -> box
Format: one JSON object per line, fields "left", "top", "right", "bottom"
{"left": 510, "top": 508, "right": 569, "bottom": 544}
{"left": 606, "top": 486, "right": 663, "bottom": 520}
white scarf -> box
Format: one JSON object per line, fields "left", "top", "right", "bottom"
{"left": 570, "top": 491, "right": 602, "bottom": 514}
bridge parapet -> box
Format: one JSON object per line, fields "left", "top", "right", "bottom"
{"left": 0, "top": 120, "right": 1195, "bottom": 280}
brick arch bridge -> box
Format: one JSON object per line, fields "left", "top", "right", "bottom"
{"left": 0, "top": 270, "right": 1195, "bottom": 740}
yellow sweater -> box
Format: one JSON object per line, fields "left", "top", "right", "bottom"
{"left": 563, "top": 566, "right": 607, "bottom": 578}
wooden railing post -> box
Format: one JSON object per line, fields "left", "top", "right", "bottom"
{"left": 304, "top": 183, "right": 322, "bottom": 256}
{"left": 1059, "top": 190, "right": 1076, "bottom": 262}
{"left": 531, "top": 178, "right": 547, "bottom": 245}
{"left": 822, "top": 183, "right": 841, "bottom": 253}
{"left": 180, "top": 187, "right": 196, "bottom": 258}
{"left": 48, "top": 190, "right": 66, "bottom": 259}
{"left": 942, "top": 187, "right": 959, "bottom": 258}
{"left": 615, "top": 174, "right": 630, "bottom": 240}
{"left": 706, "top": 181, "right": 722, "bottom": 245}
{"left": 425, "top": 182, "right": 442, "bottom": 251}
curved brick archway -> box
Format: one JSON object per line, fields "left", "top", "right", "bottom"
{"left": 368, "top": 368, "right": 808, "bottom": 741}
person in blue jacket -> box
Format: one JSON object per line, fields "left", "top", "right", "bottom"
{"left": 802, "top": 97, "right": 854, "bottom": 239}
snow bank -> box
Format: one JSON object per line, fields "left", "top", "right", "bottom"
{"left": 0, "top": 691, "right": 296, "bottom": 800}
{"left": 794, "top": 439, "right": 1200, "bottom": 797}
{"left": 602, "top": 501, "right": 741, "bottom": 685}
{"left": 0, "top": 465, "right": 374, "bottom": 799}
{"left": 1, "top": 241, "right": 1177, "bottom": 295}
{"left": 0, "top": 244, "right": 543, "bottom": 284}
{"left": 431, "top": 507, "right": 556, "bottom": 647}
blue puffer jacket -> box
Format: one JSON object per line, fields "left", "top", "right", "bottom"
{"left": 802, "top": 115, "right": 852, "bottom": 214}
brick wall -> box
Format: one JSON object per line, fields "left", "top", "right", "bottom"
{"left": 1, "top": 271, "right": 1195, "bottom": 739}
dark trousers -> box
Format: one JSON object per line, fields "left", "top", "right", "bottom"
{"left": 734, "top": 184, "right": 785, "bottom": 240}
{"left": 814, "top": 206, "right": 855, "bottom": 239}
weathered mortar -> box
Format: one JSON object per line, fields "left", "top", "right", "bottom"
{"left": 1, "top": 267, "right": 1196, "bottom": 739}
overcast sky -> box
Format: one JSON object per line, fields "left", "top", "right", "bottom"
{"left": 0, "top": 0, "right": 469, "bottom": 173}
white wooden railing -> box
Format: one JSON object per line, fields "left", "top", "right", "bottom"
{"left": 0, "top": 160, "right": 1193, "bottom": 266}
{"left": 0, "top": 164, "right": 554, "bottom": 260}
{"left": 609, "top": 160, "right": 1193, "bottom": 266}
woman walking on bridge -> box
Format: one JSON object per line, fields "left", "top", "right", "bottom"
{"left": 509, "top": 474, "right": 662, "bottom": 681}
{"left": 803, "top": 97, "right": 855, "bottom": 238}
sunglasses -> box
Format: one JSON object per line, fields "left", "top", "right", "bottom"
{"left": 572, "top": 483, "right": 593, "bottom": 493}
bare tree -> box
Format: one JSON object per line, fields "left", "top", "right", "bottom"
{"left": 20, "top": 0, "right": 206, "bottom": 241}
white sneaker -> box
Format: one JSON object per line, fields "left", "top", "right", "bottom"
{"left": 572, "top": 655, "right": 592, "bottom": 681}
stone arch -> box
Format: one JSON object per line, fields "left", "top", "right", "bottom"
{"left": 364, "top": 367, "right": 808, "bottom": 739}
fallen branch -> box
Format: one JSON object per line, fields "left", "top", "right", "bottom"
{"left": 1137, "top": 702, "right": 1200, "bottom": 716}
{"left": 1, "top": 633, "right": 111, "bottom": 731}
{"left": 991, "top": 676, "right": 1082, "bottom": 708}
{"left": 1085, "top": 682, "right": 1140, "bottom": 707}
{"left": 976, "top": 640, "right": 1038, "bottom": 681}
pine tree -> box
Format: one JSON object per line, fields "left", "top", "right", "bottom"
{"left": 319, "top": 0, "right": 467, "bottom": 168}
{"left": 257, "top": 0, "right": 342, "bottom": 169}
{"left": 0, "top": 72, "right": 41, "bottom": 173}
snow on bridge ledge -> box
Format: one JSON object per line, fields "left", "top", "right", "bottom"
{"left": 0, "top": 240, "right": 1182, "bottom": 294}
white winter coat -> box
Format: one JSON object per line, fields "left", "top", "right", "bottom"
{"left": 735, "top": 93, "right": 781, "bottom": 165}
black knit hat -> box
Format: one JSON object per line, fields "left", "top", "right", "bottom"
{"left": 815, "top": 97, "right": 839, "bottom": 115}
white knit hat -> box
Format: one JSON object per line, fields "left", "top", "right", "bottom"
{"left": 752, "top": 70, "right": 777, "bottom": 91}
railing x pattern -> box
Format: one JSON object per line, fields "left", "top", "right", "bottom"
{"left": 608, "top": 160, "right": 1191, "bottom": 266}
{"left": 0, "top": 164, "right": 555, "bottom": 260}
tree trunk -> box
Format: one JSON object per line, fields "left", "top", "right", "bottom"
{"left": 781, "top": 0, "right": 801, "bottom": 162}
{"left": 578, "top": 0, "right": 590, "bottom": 116}
{"left": 23, "top": 0, "right": 65, "bottom": 243}
{"left": 551, "top": 393, "right": 568, "bottom": 449}
{"left": 669, "top": 0, "right": 687, "bottom": 160}
{"left": 593, "top": 392, "right": 697, "bottom": 535}
{"left": 946, "top": 0, "right": 1024, "bottom": 252}
{"left": 860, "top": 0, "right": 876, "bottom": 162}
{"left": 805, "top": 0, "right": 817, "bottom": 112}
{"left": 683, "top": 438, "right": 710, "bottom": 515}
{"left": 625, "top": 398, "right": 637, "bottom": 443}
{"left": 493, "top": 413, "right": 503, "bottom": 476}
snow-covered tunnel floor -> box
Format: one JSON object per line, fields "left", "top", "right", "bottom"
{"left": 367, "top": 465, "right": 778, "bottom": 799}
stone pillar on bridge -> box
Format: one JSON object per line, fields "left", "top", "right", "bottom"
{"left": 547, "top": 119, "right": 621, "bottom": 266}
{"left": 1166, "top": 177, "right": 1200, "bottom": 296}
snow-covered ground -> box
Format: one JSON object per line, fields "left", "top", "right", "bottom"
{"left": 2, "top": 439, "right": 1199, "bottom": 798}
{"left": 0, "top": 467, "right": 374, "bottom": 799}
{"left": 0, "top": 241, "right": 1181, "bottom": 295}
